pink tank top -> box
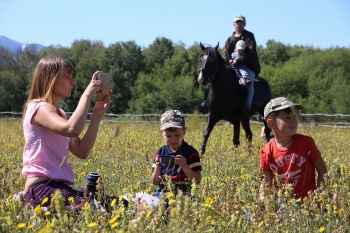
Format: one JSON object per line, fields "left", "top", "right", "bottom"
{"left": 22, "top": 101, "right": 75, "bottom": 185}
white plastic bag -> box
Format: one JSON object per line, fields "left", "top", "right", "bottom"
{"left": 123, "top": 192, "right": 160, "bottom": 211}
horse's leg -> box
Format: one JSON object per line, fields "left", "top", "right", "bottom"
{"left": 200, "top": 114, "right": 218, "bottom": 155}
{"left": 232, "top": 118, "right": 241, "bottom": 147}
{"left": 241, "top": 117, "right": 252, "bottom": 146}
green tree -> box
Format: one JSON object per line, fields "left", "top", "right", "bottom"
{"left": 129, "top": 48, "right": 204, "bottom": 114}
{"left": 103, "top": 41, "right": 144, "bottom": 113}
{"left": 142, "top": 37, "right": 174, "bottom": 72}
{"left": 330, "top": 68, "right": 350, "bottom": 113}
{"left": 0, "top": 46, "right": 40, "bottom": 112}
{"left": 259, "top": 40, "right": 291, "bottom": 67}
{"left": 65, "top": 40, "right": 105, "bottom": 112}
{"left": 163, "top": 43, "right": 191, "bottom": 77}
{"left": 0, "top": 47, "right": 18, "bottom": 71}
{"left": 38, "top": 45, "right": 72, "bottom": 61}
{"left": 128, "top": 73, "right": 165, "bottom": 113}
{"left": 0, "top": 39, "right": 349, "bottom": 115}
{"left": 0, "top": 69, "right": 29, "bottom": 112}
{"left": 301, "top": 48, "right": 350, "bottom": 113}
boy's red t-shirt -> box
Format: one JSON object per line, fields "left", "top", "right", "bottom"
{"left": 260, "top": 134, "right": 321, "bottom": 198}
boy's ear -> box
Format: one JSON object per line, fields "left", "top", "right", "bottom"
{"left": 266, "top": 119, "right": 273, "bottom": 127}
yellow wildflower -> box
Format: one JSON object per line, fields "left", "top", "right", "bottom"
{"left": 34, "top": 205, "right": 42, "bottom": 214}
{"left": 109, "top": 216, "right": 119, "bottom": 224}
{"left": 168, "top": 199, "right": 176, "bottom": 205}
{"left": 205, "top": 197, "right": 213, "bottom": 205}
{"left": 41, "top": 197, "right": 49, "bottom": 204}
{"left": 258, "top": 221, "right": 264, "bottom": 228}
{"left": 17, "top": 223, "right": 26, "bottom": 228}
{"left": 87, "top": 222, "right": 96, "bottom": 228}
{"left": 111, "top": 198, "right": 117, "bottom": 207}
{"left": 146, "top": 210, "right": 152, "bottom": 217}
{"left": 111, "top": 222, "right": 119, "bottom": 228}
{"left": 166, "top": 192, "right": 174, "bottom": 199}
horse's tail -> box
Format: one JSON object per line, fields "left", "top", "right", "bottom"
{"left": 254, "top": 76, "right": 272, "bottom": 121}
{"left": 256, "top": 76, "right": 272, "bottom": 98}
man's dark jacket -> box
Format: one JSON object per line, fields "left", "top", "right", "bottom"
{"left": 223, "top": 29, "right": 260, "bottom": 77}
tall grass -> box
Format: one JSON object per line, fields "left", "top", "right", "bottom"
{"left": 0, "top": 118, "right": 349, "bottom": 232}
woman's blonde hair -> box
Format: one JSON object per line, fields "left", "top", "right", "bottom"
{"left": 22, "top": 55, "right": 74, "bottom": 120}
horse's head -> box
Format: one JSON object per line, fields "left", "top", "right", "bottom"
{"left": 197, "top": 42, "right": 220, "bottom": 86}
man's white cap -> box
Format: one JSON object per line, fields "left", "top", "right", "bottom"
{"left": 234, "top": 15, "right": 246, "bottom": 22}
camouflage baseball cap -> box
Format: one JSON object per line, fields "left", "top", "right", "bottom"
{"left": 160, "top": 110, "right": 185, "bottom": 130}
{"left": 264, "top": 97, "right": 303, "bottom": 120}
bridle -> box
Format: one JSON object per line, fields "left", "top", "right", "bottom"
{"left": 199, "top": 48, "right": 218, "bottom": 85}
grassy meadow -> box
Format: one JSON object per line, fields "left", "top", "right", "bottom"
{"left": 0, "top": 117, "right": 349, "bottom": 232}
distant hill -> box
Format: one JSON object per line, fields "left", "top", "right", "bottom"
{"left": 0, "top": 35, "right": 45, "bottom": 53}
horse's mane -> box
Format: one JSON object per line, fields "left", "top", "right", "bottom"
{"left": 200, "top": 45, "right": 225, "bottom": 66}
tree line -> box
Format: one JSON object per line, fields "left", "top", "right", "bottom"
{"left": 0, "top": 37, "right": 349, "bottom": 115}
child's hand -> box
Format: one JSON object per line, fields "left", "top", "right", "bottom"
{"left": 174, "top": 155, "right": 187, "bottom": 167}
{"left": 229, "top": 59, "right": 235, "bottom": 67}
{"left": 155, "top": 157, "right": 160, "bottom": 166}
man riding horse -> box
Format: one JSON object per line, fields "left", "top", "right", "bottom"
{"left": 197, "top": 43, "right": 271, "bottom": 154}
{"left": 223, "top": 14, "right": 260, "bottom": 115}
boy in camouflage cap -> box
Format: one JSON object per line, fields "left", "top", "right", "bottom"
{"left": 260, "top": 97, "right": 327, "bottom": 199}
{"left": 263, "top": 97, "right": 303, "bottom": 120}
{"left": 152, "top": 110, "right": 202, "bottom": 198}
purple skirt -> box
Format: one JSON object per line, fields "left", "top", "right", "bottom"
{"left": 24, "top": 180, "right": 128, "bottom": 211}
{"left": 24, "top": 180, "right": 91, "bottom": 211}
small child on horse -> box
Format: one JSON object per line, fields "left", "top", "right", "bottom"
{"left": 230, "top": 40, "right": 251, "bottom": 87}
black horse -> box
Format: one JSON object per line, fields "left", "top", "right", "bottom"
{"left": 198, "top": 43, "right": 272, "bottom": 154}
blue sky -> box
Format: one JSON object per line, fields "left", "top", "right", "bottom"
{"left": 1, "top": 0, "right": 349, "bottom": 49}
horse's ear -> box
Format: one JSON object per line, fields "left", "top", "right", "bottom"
{"left": 200, "top": 42, "right": 205, "bottom": 50}
{"left": 215, "top": 42, "right": 219, "bottom": 51}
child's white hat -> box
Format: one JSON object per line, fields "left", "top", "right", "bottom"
{"left": 236, "top": 40, "right": 246, "bottom": 50}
